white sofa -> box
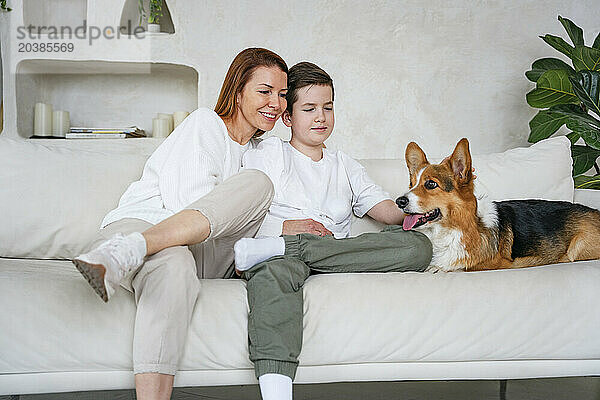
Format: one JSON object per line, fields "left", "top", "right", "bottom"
{"left": 1, "top": 135, "right": 600, "bottom": 396}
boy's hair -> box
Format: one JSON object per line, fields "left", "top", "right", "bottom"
{"left": 286, "top": 62, "right": 334, "bottom": 114}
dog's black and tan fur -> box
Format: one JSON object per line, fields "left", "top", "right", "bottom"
{"left": 396, "top": 138, "right": 600, "bottom": 272}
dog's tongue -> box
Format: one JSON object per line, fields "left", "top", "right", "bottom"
{"left": 403, "top": 214, "right": 425, "bottom": 231}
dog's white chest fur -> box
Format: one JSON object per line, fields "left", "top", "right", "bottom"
{"left": 417, "top": 224, "right": 467, "bottom": 272}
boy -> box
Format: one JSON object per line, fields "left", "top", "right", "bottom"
{"left": 236, "top": 62, "right": 433, "bottom": 400}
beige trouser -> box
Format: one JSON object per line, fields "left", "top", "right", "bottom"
{"left": 85, "top": 169, "right": 274, "bottom": 375}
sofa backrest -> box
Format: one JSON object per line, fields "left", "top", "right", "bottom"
{"left": 0, "top": 136, "right": 573, "bottom": 259}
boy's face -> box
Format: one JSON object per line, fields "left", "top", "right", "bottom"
{"left": 283, "top": 84, "right": 334, "bottom": 148}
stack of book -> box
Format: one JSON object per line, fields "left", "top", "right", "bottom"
{"left": 66, "top": 126, "right": 146, "bottom": 139}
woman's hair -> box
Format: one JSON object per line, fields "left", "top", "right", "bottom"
{"left": 286, "top": 62, "right": 334, "bottom": 115}
{"left": 215, "top": 48, "right": 288, "bottom": 136}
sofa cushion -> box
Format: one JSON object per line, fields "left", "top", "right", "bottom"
{"left": 0, "top": 138, "right": 148, "bottom": 259}
{"left": 352, "top": 136, "right": 574, "bottom": 235}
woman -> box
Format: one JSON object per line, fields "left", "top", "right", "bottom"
{"left": 72, "top": 48, "right": 288, "bottom": 400}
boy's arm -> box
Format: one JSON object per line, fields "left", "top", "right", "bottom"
{"left": 366, "top": 199, "right": 405, "bottom": 225}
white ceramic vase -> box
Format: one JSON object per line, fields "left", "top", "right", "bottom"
{"left": 147, "top": 23, "right": 160, "bottom": 33}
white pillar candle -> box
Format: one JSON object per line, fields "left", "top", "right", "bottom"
{"left": 152, "top": 117, "right": 171, "bottom": 138}
{"left": 172, "top": 111, "right": 189, "bottom": 128}
{"left": 52, "top": 110, "right": 70, "bottom": 137}
{"left": 157, "top": 113, "right": 174, "bottom": 134}
{"left": 34, "top": 103, "right": 53, "bottom": 136}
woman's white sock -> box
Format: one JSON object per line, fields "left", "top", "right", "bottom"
{"left": 259, "top": 373, "right": 292, "bottom": 400}
{"left": 234, "top": 237, "right": 285, "bottom": 271}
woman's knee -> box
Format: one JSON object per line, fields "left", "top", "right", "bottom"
{"left": 408, "top": 232, "right": 433, "bottom": 270}
{"left": 241, "top": 169, "right": 275, "bottom": 203}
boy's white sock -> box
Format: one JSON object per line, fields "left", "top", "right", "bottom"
{"left": 259, "top": 373, "right": 292, "bottom": 400}
{"left": 234, "top": 237, "right": 285, "bottom": 271}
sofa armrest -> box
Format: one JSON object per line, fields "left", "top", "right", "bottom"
{"left": 574, "top": 189, "right": 600, "bottom": 210}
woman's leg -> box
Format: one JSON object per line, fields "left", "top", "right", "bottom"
{"left": 144, "top": 169, "right": 274, "bottom": 257}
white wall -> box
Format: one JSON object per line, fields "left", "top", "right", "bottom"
{"left": 1, "top": 0, "right": 599, "bottom": 159}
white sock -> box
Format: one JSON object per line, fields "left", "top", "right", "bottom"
{"left": 259, "top": 373, "right": 292, "bottom": 400}
{"left": 234, "top": 237, "right": 285, "bottom": 271}
{"left": 126, "top": 232, "right": 147, "bottom": 265}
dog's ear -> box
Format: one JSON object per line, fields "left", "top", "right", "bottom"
{"left": 405, "top": 142, "right": 429, "bottom": 188}
{"left": 445, "top": 138, "right": 472, "bottom": 184}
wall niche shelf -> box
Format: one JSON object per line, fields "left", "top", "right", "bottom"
{"left": 120, "top": 0, "right": 175, "bottom": 35}
{"left": 16, "top": 59, "right": 198, "bottom": 139}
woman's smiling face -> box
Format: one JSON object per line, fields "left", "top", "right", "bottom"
{"left": 236, "top": 66, "right": 288, "bottom": 133}
{"left": 285, "top": 84, "right": 335, "bottom": 148}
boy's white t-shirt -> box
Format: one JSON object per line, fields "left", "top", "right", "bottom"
{"left": 101, "top": 108, "right": 252, "bottom": 228}
{"left": 242, "top": 137, "right": 391, "bottom": 239}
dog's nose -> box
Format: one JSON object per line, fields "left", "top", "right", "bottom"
{"left": 396, "top": 196, "right": 409, "bottom": 209}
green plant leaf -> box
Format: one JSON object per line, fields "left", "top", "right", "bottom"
{"left": 550, "top": 103, "right": 600, "bottom": 129}
{"left": 525, "top": 58, "right": 576, "bottom": 82}
{"left": 565, "top": 119, "right": 600, "bottom": 149}
{"left": 526, "top": 70, "right": 578, "bottom": 108}
{"left": 571, "top": 46, "right": 600, "bottom": 71}
{"left": 594, "top": 32, "right": 600, "bottom": 50}
{"left": 571, "top": 145, "right": 600, "bottom": 175}
{"left": 558, "top": 16, "right": 585, "bottom": 47}
{"left": 540, "top": 34, "right": 575, "bottom": 58}
{"left": 566, "top": 131, "right": 581, "bottom": 144}
{"left": 528, "top": 110, "right": 569, "bottom": 142}
{"left": 574, "top": 174, "right": 600, "bottom": 189}
{"left": 569, "top": 70, "right": 600, "bottom": 117}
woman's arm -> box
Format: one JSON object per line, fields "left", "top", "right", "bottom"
{"left": 366, "top": 199, "right": 405, "bottom": 225}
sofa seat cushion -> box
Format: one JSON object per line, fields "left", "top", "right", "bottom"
{"left": 2, "top": 257, "right": 599, "bottom": 379}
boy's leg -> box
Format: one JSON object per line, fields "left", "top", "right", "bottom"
{"left": 284, "top": 226, "right": 433, "bottom": 274}
{"left": 244, "top": 256, "right": 310, "bottom": 381}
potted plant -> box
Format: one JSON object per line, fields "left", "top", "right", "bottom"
{"left": 147, "top": 0, "right": 163, "bottom": 32}
{"left": 1, "top": 1, "right": 12, "bottom": 12}
{"left": 525, "top": 16, "right": 600, "bottom": 189}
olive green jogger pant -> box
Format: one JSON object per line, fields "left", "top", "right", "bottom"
{"left": 243, "top": 225, "right": 433, "bottom": 380}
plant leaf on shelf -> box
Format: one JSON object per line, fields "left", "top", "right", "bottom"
{"left": 574, "top": 174, "right": 600, "bottom": 189}
{"left": 571, "top": 145, "right": 600, "bottom": 175}
{"left": 571, "top": 46, "right": 600, "bottom": 71}
{"left": 558, "top": 16, "right": 585, "bottom": 47}
{"left": 540, "top": 34, "right": 575, "bottom": 58}
{"left": 526, "top": 69, "right": 578, "bottom": 108}
{"left": 525, "top": 58, "right": 576, "bottom": 82}
{"left": 528, "top": 110, "right": 569, "bottom": 142}
{"left": 569, "top": 70, "right": 600, "bottom": 117}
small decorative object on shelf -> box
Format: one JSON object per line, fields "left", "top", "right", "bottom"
{"left": 52, "top": 111, "right": 70, "bottom": 138}
{"left": 33, "top": 103, "right": 53, "bottom": 137}
{"left": 152, "top": 118, "right": 170, "bottom": 138}
{"left": 173, "top": 111, "right": 189, "bottom": 128}
{"left": 0, "top": 0, "right": 12, "bottom": 12}
{"left": 157, "top": 113, "right": 174, "bottom": 133}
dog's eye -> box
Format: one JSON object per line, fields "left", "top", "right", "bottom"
{"left": 424, "top": 180, "right": 438, "bottom": 190}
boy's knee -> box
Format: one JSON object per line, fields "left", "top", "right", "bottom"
{"left": 409, "top": 231, "right": 433, "bottom": 270}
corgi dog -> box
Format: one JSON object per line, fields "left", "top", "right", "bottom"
{"left": 396, "top": 138, "right": 600, "bottom": 272}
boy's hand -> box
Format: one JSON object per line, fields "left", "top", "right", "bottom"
{"left": 282, "top": 219, "right": 333, "bottom": 237}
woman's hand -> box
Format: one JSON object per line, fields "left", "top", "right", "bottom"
{"left": 282, "top": 219, "right": 333, "bottom": 237}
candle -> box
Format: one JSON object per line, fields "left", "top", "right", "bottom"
{"left": 52, "top": 110, "right": 70, "bottom": 137}
{"left": 157, "top": 113, "right": 174, "bottom": 134}
{"left": 152, "top": 118, "right": 170, "bottom": 138}
{"left": 173, "top": 111, "right": 189, "bottom": 128}
{"left": 34, "top": 103, "right": 53, "bottom": 136}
